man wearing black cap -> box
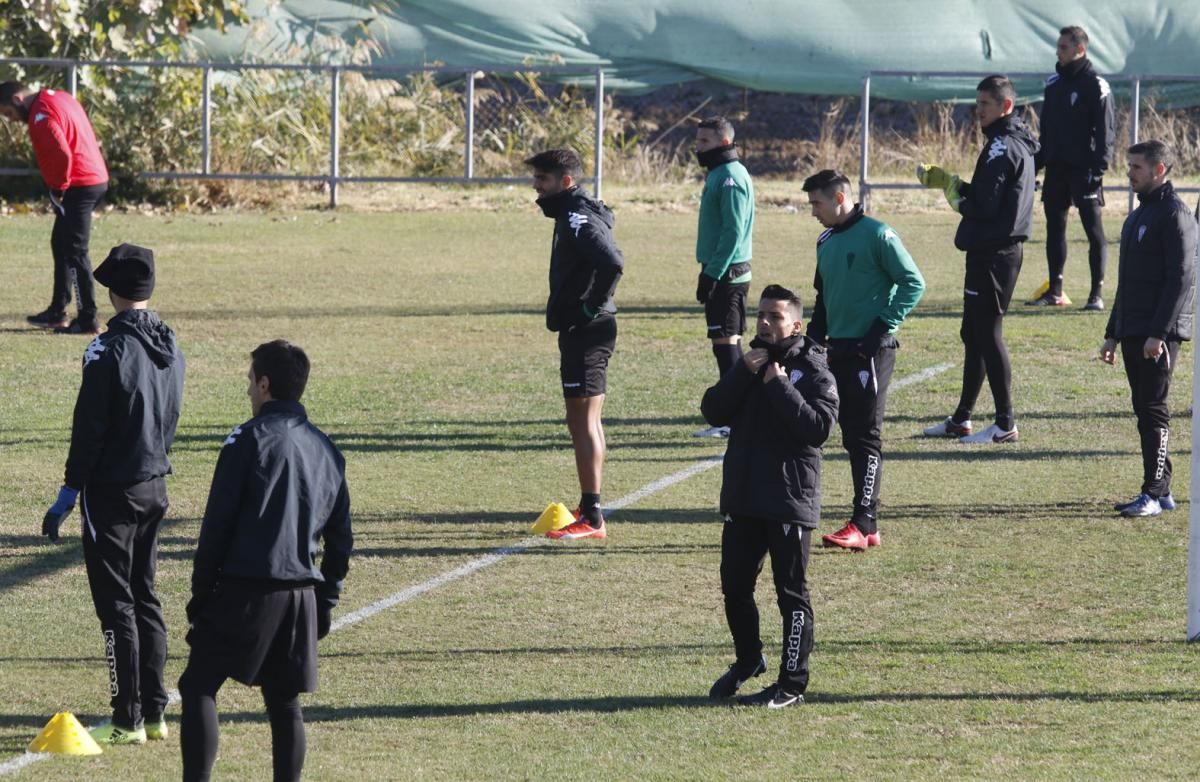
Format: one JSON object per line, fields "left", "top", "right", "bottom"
{"left": 40, "top": 243, "right": 185, "bottom": 745}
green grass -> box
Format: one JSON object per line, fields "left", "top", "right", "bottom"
{"left": 1, "top": 198, "right": 1198, "bottom": 780}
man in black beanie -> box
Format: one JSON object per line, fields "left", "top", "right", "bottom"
{"left": 40, "top": 242, "right": 186, "bottom": 745}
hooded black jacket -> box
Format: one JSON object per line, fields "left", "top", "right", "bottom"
{"left": 538, "top": 186, "right": 624, "bottom": 332}
{"left": 954, "top": 113, "right": 1040, "bottom": 253}
{"left": 190, "top": 400, "right": 353, "bottom": 612}
{"left": 1105, "top": 182, "right": 1197, "bottom": 342}
{"left": 1037, "top": 57, "right": 1115, "bottom": 173}
{"left": 64, "top": 309, "right": 185, "bottom": 489}
{"left": 700, "top": 334, "right": 839, "bottom": 527}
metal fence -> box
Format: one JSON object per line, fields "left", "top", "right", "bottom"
{"left": 860, "top": 70, "right": 1200, "bottom": 212}
{"left": 0, "top": 58, "right": 606, "bottom": 207}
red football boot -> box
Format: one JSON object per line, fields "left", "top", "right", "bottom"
{"left": 821, "top": 521, "right": 868, "bottom": 551}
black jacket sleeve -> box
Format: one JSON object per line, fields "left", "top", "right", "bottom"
{"left": 806, "top": 267, "right": 828, "bottom": 344}
{"left": 700, "top": 358, "right": 757, "bottom": 427}
{"left": 1150, "top": 204, "right": 1198, "bottom": 340}
{"left": 576, "top": 219, "right": 624, "bottom": 312}
{"left": 762, "top": 373, "right": 838, "bottom": 448}
{"left": 64, "top": 343, "right": 115, "bottom": 489}
{"left": 316, "top": 473, "right": 353, "bottom": 611}
{"left": 958, "top": 152, "right": 1011, "bottom": 223}
{"left": 1090, "top": 79, "right": 1116, "bottom": 173}
{"left": 190, "top": 427, "right": 254, "bottom": 602}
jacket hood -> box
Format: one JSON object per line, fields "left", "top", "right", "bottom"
{"left": 985, "top": 113, "right": 1040, "bottom": 155}
{"left": 749, "top": 332, "right": 825, "bottom": 367}
{"left": 536, "top": 186, "right": 615, "bottom": 228}
{"left": 107, "top": 309, "right": 179, "bottom": 368}
{"left": 1056, "top": 56, "right": 1093, "bottom": 80}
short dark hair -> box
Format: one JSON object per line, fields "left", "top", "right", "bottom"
{"left": 760, "top": 284, "right": 804, "bottom": 320}
{"left": 251, "top": 340, "right": 311, "bottom": 402}
{"left": 0, "top": 81, "right": 28, "bottom": 105}
{"left": 1129, "top": 140, "right": 1174, "bottom": 174}
{"left": 697, "top": 116, "right": 735, "bottom": 142}
{"left": 976, "top": 74, "right": 1016, "bottom": 105}
{"left": 801, "top": 169, "right": 852, "bottom": 197}
{"left": 523, "top": 149, "right": 584, "bottom": 180}
{"left": 1060, "top": 26, "right": 1088, "bottom": 47}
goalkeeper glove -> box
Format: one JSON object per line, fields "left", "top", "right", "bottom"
{"left": 916, "top": 163, "right": 956, "bottom": 190}
{"left": 942, "top": 175, "right": 963, "bottom": 212}
{"left": 42, "top": 486, "right": 79, "bottom": 542}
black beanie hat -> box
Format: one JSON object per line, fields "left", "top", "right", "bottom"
{"left": 94, "top": 243, "right": 155, "bottom": 301}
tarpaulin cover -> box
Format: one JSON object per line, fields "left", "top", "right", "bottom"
{"left": 192, "top": 0, "right": 1200, "bottom": 104}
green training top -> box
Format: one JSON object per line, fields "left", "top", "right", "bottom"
{"left": 696, "top": 160, "right": 754, "bottom": 283}
{"left": 814, "top": 211, "right": 925, "bottom": 338}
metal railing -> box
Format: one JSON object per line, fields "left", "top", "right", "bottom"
{"left": 860, "top": 70, "right": 1200, "bottom": 212}
{"left": 0, "top": 57, "right": 607, "bottom": 207}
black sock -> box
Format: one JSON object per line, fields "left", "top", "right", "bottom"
{"left": 580, "top": 493, "right": 602, "bottom": 526}
{"left": 713, "top": 342, "right": 742, "bottom": 378}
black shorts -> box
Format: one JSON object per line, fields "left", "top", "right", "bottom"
{"left": 705, "top": 281, "right": 749, "bottom": 339}
{"left": 184, "top": 580, "right": 319, "bottom": 693}
{"left": 558, "top": 314, "right": 617, "bottom": 398}
{"left": 1042, "top": 164, "right": 1105, "bottom": 209}
{"left": 964, "top": 243, "right": 1024, "bottom": 316}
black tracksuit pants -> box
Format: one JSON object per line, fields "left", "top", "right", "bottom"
{"left": 1043, "top": 164, "right": 1107, "bottom": 299}
{"left": 1120, "top": 337, "right": 1181, "bottom": 496}
{"left": 720, "top": 516, "right": 813, "bottom": 694}
{"left": 49, "top": 182, "right": 107, "bottom": 322}
{"left": 956, "top": 243, "right": 1023, "bottom": 431}
{"left": 80, "top": 476, "right": 169, "bottom": 729}
{"left": 829, "top": 339, "right": 896, "bottom": 534}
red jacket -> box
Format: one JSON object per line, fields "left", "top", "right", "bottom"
{"left": 27, "top": 89, "right": 108, "bottom": 191}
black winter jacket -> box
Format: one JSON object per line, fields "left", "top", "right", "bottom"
{"left": 1105, "top": 182, "right": 1197, "bottom": 342}
{"left": 190, "top": 400, "right": 353, "bottom": 613}
{"left": 955, "top": 113, "right": 1039, "bottom": 253}
{"left": 65, "top": 309, "right": 185, "bottom": 489}
{"left": 1037, "top": 57, "right": 1115, "bottom": 173}
{"left": 538, "top": 186, "right": 624, "bottom": 332}
{"left": 700, "top": 334, "right": 839, "bottom": 527}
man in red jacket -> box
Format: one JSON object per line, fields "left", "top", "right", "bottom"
{"left": 1, "top": 81, "right": 109, "bottom": 334}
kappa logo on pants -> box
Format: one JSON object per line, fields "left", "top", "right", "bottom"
{"left": 104, "top": 630, "right": 119, "bottom": 696}
{"left": 785, "top": 610, "right": 806, "bottom": 672}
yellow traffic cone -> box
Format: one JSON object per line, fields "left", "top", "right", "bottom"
{"left": 530, "top": 502, "right": 576, "bottom": 534}
{"left": 28, "top": 712, "right": 103, "bottom": 755}
{"left": 1029, "top": 279, "right": 1050, "bottom": 299}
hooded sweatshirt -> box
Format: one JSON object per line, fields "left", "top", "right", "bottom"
{"left": 538, "top": 186, "right": 624, "bottom": 332}
{"left": 954, "top": 113, "right": 1040, "bottom": 253}
{"left": 65, "top": 309, "right": 185, "bottom": 488}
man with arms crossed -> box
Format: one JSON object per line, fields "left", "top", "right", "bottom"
{"left": 694, "top": 115, "right": 755, "bottom": 437}
{"left": 527, "top": 149, "right": 624, "bottom": 539}
{"left": 702, "top": 285, "right": 838, "bottom": 708}
{"left": 1100, "top": 141, "right": 1196, "bottom": 517}
{"left": 802, "top": 170, "right": 925, "bottom": 551}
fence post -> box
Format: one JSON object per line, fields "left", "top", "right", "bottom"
{"left": 201, "top": 66, "right": 212, "bottom": 175}
{"left": 464, "top": 70, "right": 476, "bottom": 179}
{"left": 67, "top": 64, "right": 77, "bottom": 96}
{"left": 330, "top": 66, "right": 340, "bottom": 209}
{"left": 594, "top": 68, "right": 604, "bottom": 200}
{"left": 1128, "top": 76, "right": 1141, "bottom": 213}
{"left": 860, "top": 74, "right": 871, "bottom": 213}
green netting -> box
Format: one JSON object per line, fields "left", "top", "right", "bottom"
{"left": 192, "top": 0, "right": 1200, "bottom": 106}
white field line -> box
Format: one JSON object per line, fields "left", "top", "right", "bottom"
{"left": 2, "top": 362, "right": 951, "bottom": 776}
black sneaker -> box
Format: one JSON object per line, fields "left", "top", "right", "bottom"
{"left": 737, "top": 683, "right": 804, "bottom": 709}
{"left": 53, "top": 318, "right": 102, "bottom": 335}
{"left": 26, "top": 309, "right": 69, "bottom": 329}
{"left": 1083, "top": 296, "right": 1104, "bottom": 311}
{"left": 709, "top": 654, "right": 767, "bottom": 699}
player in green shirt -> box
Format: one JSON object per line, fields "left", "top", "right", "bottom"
{"left": 802, "top": 170, "right": 926, "bottom": 551}
{"left": 694, "top": 116, "right": 755, "bottom": 437}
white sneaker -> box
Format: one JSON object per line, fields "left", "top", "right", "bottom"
{"left": 922, "top": 417, "right": 972, "bottom": 437}
{"left": 959, "top": 424, "right": 1018, "bottom": 444}
{"left": 694, "top": 425, "right": 730, "bottom": 438}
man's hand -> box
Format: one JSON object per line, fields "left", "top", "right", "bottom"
{"left": 567, "top": 303, "right": 598, "bottom": 332}
{"left": 41, "top": 486, "right": 78, "bottom": 542}
{"left": 743, "top": 348, "right": 769, "bottom": 374}
{"left": 317, "top": 607, "right": 332, "bottom": 640}
{"left": 763, "top": 361, "right": 786, "bottom": 382}
{"left": 916, "top": 163, "right": 955, "bottom": 190}
{"left": 1099, "top": 338, "right": 1118, "bottom": 365}
{"left": 48, "top": 190, "right": 65, "bottom": 216}
{"left": 1144, "top": 337, "right": 1166, "bottom": 361}
{"left": 696, "top": 272, "right": 718, "bottom": 304}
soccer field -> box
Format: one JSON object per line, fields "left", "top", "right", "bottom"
{"left": 1, "top": 199, "right": 1198, "bottom": 780}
